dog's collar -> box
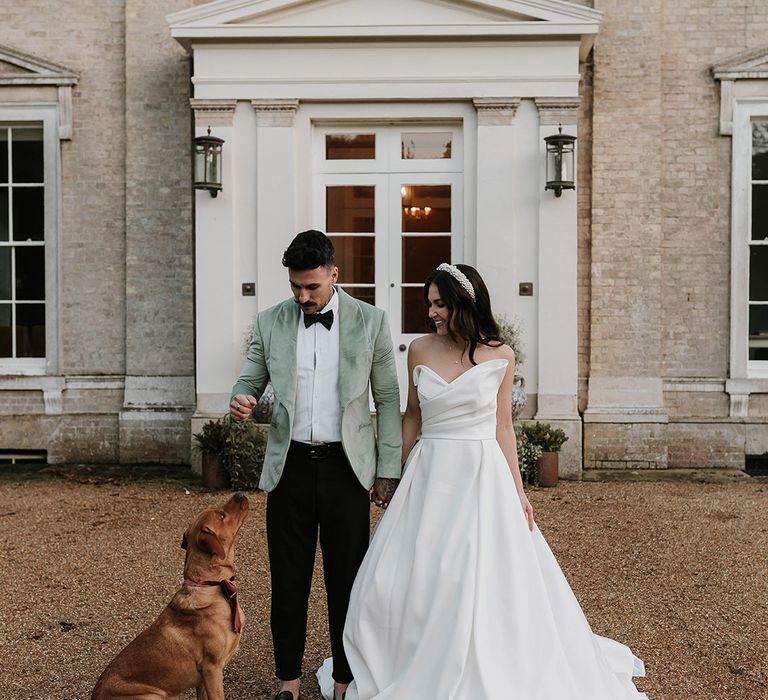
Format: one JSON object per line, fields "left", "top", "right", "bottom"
{"left": 183, "top": 576, "right": 242, "bottom": 634}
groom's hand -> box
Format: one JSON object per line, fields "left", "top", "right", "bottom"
{"left": 230, "top": 394, "right": 258, "bottom": 422}
{"left": 371, "top": 478, "right": 399, "bottom": 509}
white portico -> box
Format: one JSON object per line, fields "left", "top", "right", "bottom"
{"left": 168, "top": 0, "right": 601, "bottom": 477}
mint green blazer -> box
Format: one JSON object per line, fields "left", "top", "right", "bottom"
{"left": 231, "top": 287, "right": 402, "bottom": 492}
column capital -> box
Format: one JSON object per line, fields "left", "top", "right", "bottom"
{"left": 251, "top": 99, "right": 300, "bottom": 126}
{"left": 189, "top": 99, "right": 237, "bottom": 127}
{"left": 534, "top": 97, "right": 580, "bottom": 126}
{"left": 472, "top": 97, "right": 520, "bottom": 125}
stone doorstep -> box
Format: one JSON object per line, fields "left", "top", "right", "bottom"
{"left": 581, "top": 468, "right": 756, "bottom": 484}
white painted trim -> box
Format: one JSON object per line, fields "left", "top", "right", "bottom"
{"left": 0, "top": 105, "right": 59, "bottom": 376}
{"left": 192, "top": 74, "right": 581, "bottom": 87}
{"left": 167, "top": 0, "right": 602, "bottom": 29}
{"left": 173, "top": 23, "right": 599, "bottom": 40}
{"left": 0, "top": 44, "right": 77, "bottom": 141}
{"left": 730, "top": 98, "right": 768, "bottom": 388}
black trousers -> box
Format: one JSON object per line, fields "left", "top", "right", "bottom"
{"left": 266, "top": 441, "right": 370, "bottom": 683}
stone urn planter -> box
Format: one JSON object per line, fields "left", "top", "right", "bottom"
{"left": 202, "top": 453, "right": 230, "bottom": 490}
{"left": 536, "top": 451, "right": 559, "bottom": 488}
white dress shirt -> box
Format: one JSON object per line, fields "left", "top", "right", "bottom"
{"left": 293, "top": 289, "right": 342, "bottom": 444}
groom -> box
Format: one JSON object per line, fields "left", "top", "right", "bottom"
{"left": 230, "top": 230, "right": 402, "bottom": 700}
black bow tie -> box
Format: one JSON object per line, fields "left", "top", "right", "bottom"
{"left": 304, "top": 309, "right": 334, "bottom": 330}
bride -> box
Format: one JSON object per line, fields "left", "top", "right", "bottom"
{"left": 319, "top": 263, "right": 647, "bottom": 700}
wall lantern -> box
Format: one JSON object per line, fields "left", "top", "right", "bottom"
{"left": 544, "top": 126, "right": 576, "bottom": 197}
{"left": 193, "top": 127, "right": 224, "bottom": 197}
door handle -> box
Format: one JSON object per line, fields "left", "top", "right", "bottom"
{"left": 399, "top": 344, "right": 407, "bottom": 352}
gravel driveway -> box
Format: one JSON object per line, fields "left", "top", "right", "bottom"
{"left": 0, "top": 465, "right": 765, "bottom": 700}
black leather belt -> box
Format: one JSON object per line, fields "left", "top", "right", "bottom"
{"left": 289, "top": 440, "right": 344, "bottom": 460}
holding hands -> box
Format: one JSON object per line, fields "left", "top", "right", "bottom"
{"left": 371, "top": 477, "right": 399, "bottom": 509}
{"left": 230, "top": 394, "right": 258, "bottom": 422}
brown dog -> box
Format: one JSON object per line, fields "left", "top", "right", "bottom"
{"left": 92, "top": 492, "right": 250, "bottom": 700}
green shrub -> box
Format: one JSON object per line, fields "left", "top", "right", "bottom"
{"left": 494, "top": 314, "right": 525, "bottom": 366}
{"left": 519, "top": 421, "right": 568, "bottom": 453}
{"left": 515, "top": 426, "right": 542, "bottom": 486}
{"left": 193, "top": 416, "right": 267, "bottom": 490}
{"left": 223, "top": 419, "right": 267, "bottom": 490}
{"left": 192, "top": 417, "right": 228, "bottom": 456}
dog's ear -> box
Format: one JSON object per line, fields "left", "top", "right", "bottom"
{"left": 197, "top": 528, "right": 226, "bottom": 560}
{"left": 181, "top": 533, "right": 188, "bottom": 550}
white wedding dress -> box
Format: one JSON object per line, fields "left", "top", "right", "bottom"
{"left": 318, "top": 358, "right": 648, "bottom": 700}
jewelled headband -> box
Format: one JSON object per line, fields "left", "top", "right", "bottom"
{"left": 436, "top": 263, "right": 476, "bottom": 301}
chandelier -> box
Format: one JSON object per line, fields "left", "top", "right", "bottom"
{"left": 401, "top": 186, "right": 432, "bottom": 219}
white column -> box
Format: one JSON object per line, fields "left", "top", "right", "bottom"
{"left": 473, "top": 98, "right": 521, "bottom": 321}
{"left": 535, "top": 97, "right": 581, "bottom": 476}
{"left": 252, "top": 99, "right": 300, "bottom": 310}
{"left": 191, "top": 99, "right": 238, "bottom": 417}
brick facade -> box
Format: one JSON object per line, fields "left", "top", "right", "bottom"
{"left": 0, "top": 0, "right": 195, "bottom": 464}
{"left": 0, "top": 0, "right": 765, "bottom": 470}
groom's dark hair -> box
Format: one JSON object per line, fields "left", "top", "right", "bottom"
{"left": 282, "top": 230, "right": 336, "bottom": 270}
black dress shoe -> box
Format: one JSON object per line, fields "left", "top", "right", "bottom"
{"left": 273, "top": 692, "right": 296, "bottom": 700}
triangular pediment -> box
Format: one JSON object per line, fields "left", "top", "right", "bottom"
{"left": 169, "top": 0, "right": 601, "bottom": 48}
{"left": 0, "top": 44, "right": 78, "bottom": 85}
{"left": 228, "top": 0, "right": 541, "bottom": 26}
{"left": 712, "top": 44, "right": 768, "bottom": 81}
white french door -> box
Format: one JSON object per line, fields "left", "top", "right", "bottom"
{"left": 314, "top": 125, "right": 463, "bottom": 408}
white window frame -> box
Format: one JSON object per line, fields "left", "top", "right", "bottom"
{"left": 0, "top": 105, "right": 59, "bottom": 375}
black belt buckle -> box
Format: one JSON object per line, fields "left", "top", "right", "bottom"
{"left": 308, "top": 442, "right": 334, "bottom": 460}
{"left": 291, "top": 440, "right": 340, "bottom": 460}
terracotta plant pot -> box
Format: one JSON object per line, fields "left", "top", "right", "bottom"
{"left": 202, "top": 453, "right": 230, "bottom": 490}
{"left": 536, "top": 451, "right": 559, "bottom": 487}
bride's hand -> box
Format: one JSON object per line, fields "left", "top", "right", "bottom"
{"left": 519, "top": 491, "right": 534, "bottom": 531}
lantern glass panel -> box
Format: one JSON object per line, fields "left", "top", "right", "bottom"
{"left": 547, "top": 143, "right": 574, "bottom": 184}
{"left": 194, "top": 144, "right": 207, "bottom": 184}
{"left": 207, "top": 144, "right": 220, "bottom": 186}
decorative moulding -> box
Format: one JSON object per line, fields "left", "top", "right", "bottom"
{"left": 712, "top": 44, "right": 768, "bottom": 135}
{"left": 167, "top": 0, "right": 601, "bottom": 58}
{"left": 190, "top": 98, "right": 238, "bottom": 126}
{"left": 473, "top": 97, "right": 520, "bottom": 125}
{"left": 0, "top": 43, "right": 78, "bottom": 140}
{"left": 534, "top": 96, "right": 580, "bottom": 125}
{"left": 251, "top": 98, "right": 300, "bottom": 127}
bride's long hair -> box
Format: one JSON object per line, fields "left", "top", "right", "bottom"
{"left": 423, "top": 264, "right": 502, "bottom": 365}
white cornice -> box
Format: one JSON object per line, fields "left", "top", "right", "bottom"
{"left": 167, "top": 0, "right": 601, "bottom": 55}
{"left": 712, "top": 44, "right": 768, "bottom": 81}
{"left": 167, "top": 0, "right": 602, "bottom": 27}
{"left": 0, "top": 43, "right": 78, "bottom": 86}
{"left": 712, "top": 44, "right": 768, "bottom": 135}
{"left": 0, "top": 44, "right": 78, "bottom": 139}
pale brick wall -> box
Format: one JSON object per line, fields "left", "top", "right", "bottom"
{"left": 1, "top": 1, "right": 128, "bottom": 375}
{"left": 125, "top": 0, "right": 194, "bottom": 378}
{"left": 0, "top": 1, "right": 195, "bottom": 463}
{"left": 586, "top": 0, "right": 768, "bottom": 471}
{"left": 591, "top": 0, "right": 664, "bottom": 379}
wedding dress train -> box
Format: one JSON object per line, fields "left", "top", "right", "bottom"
{"left": 318, "top": 358, "right": 647, "bottom": 700}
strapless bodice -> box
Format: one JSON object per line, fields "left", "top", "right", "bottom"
{"left": 415, "top": 358, "right": 508, "bottom": 440}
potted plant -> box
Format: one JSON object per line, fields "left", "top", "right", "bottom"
{"left": 222, "top": 418, "right": 268, "bottom": 491}
{"left": 495, "top": 314, "right": 527, "bottom": 419}
{"left": 519, "top": 421, "right": 568, "bottom": 487}
{"left": 514, "top": 425, "right": 542, "bottom": 487}
{"left": 193, "top": 417, "right": 230, "bottom": 489}
{"left": 193, "top": 416, "right": 269, "bottom": 490}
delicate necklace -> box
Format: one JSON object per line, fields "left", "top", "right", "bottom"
{"left": 442, "top": 337, "right": 467, "bottom": 365}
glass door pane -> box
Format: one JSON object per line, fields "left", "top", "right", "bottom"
{"left": 389, "top": 173, "right": 462, "bottom": 408}
{"left": 319, "top": 175, "right": 387, "bottom": 307}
